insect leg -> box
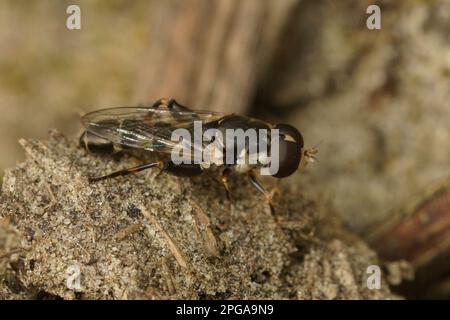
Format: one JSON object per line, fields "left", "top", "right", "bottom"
{"left": 221, "top": 168, "right": 232, "bottom": 200}
{"left": 151, "top": 98, "right": 193, "bottom": 113}
{"left": 150, "top": 98, "right": 170, "bottom": 109}
{"left": 89, "top": 161, "right": 165, "bottom": 182}
{"left": 150, "top": 98, "right": 198, "bottom": 123}
{"left": 247, "top": 170, "right": 276, "bottom": 216}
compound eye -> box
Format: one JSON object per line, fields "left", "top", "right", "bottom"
{"left": 275, "top": 124, "right": 304, "bottom": 149}
{"left": 271, "top": 124, "right": 303, "bottom": 178}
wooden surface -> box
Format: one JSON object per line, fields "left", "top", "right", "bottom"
{"left": 134, "top": 0, "right": 297, "bottom": 113}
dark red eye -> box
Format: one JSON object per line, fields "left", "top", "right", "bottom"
{"left": 271, "top": 124, "right": 303, "bottom": 178}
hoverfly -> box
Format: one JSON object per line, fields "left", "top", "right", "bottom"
{"left": 80, "top": 98, "right": 318, "bottom": 212}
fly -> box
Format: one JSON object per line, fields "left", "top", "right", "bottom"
{"left": 80, "top": 98, "right": 318, "bottom": 213}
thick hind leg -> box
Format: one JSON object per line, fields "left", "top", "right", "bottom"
{"left": 89, "top": 161, "right": 165, "bottom": 182}
{"left": 89, "top": 160, "right": 205, "bottom": 182}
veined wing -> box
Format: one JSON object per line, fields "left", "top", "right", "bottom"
{"left": 81, "top": 106, "right": 225, "bottom": 153}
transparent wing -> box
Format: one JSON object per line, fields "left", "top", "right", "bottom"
{"left": 81, "top": 106, "right": 225, "bottom": 154}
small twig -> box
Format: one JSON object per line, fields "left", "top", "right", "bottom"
{"left": 115, "top": 224, "right": 142, "bottom": 241}
{"left": 277, "top": 219, "right": 310, "bottom": 230}
{"left": 190, "top": 199, "right": 220, "bottom": 257}
{"left": 0, "top": 247, "right": 26, "bottom": 260}
{"left": 139, "top": 205, "right": 189, "bottom": 269}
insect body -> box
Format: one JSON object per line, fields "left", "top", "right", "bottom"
{"left": 80, "top": 98, "right": 318, "bottom": 212}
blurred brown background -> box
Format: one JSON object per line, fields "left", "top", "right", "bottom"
{"left": 0, "top": 0, "right": 449, "bottom": 275}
